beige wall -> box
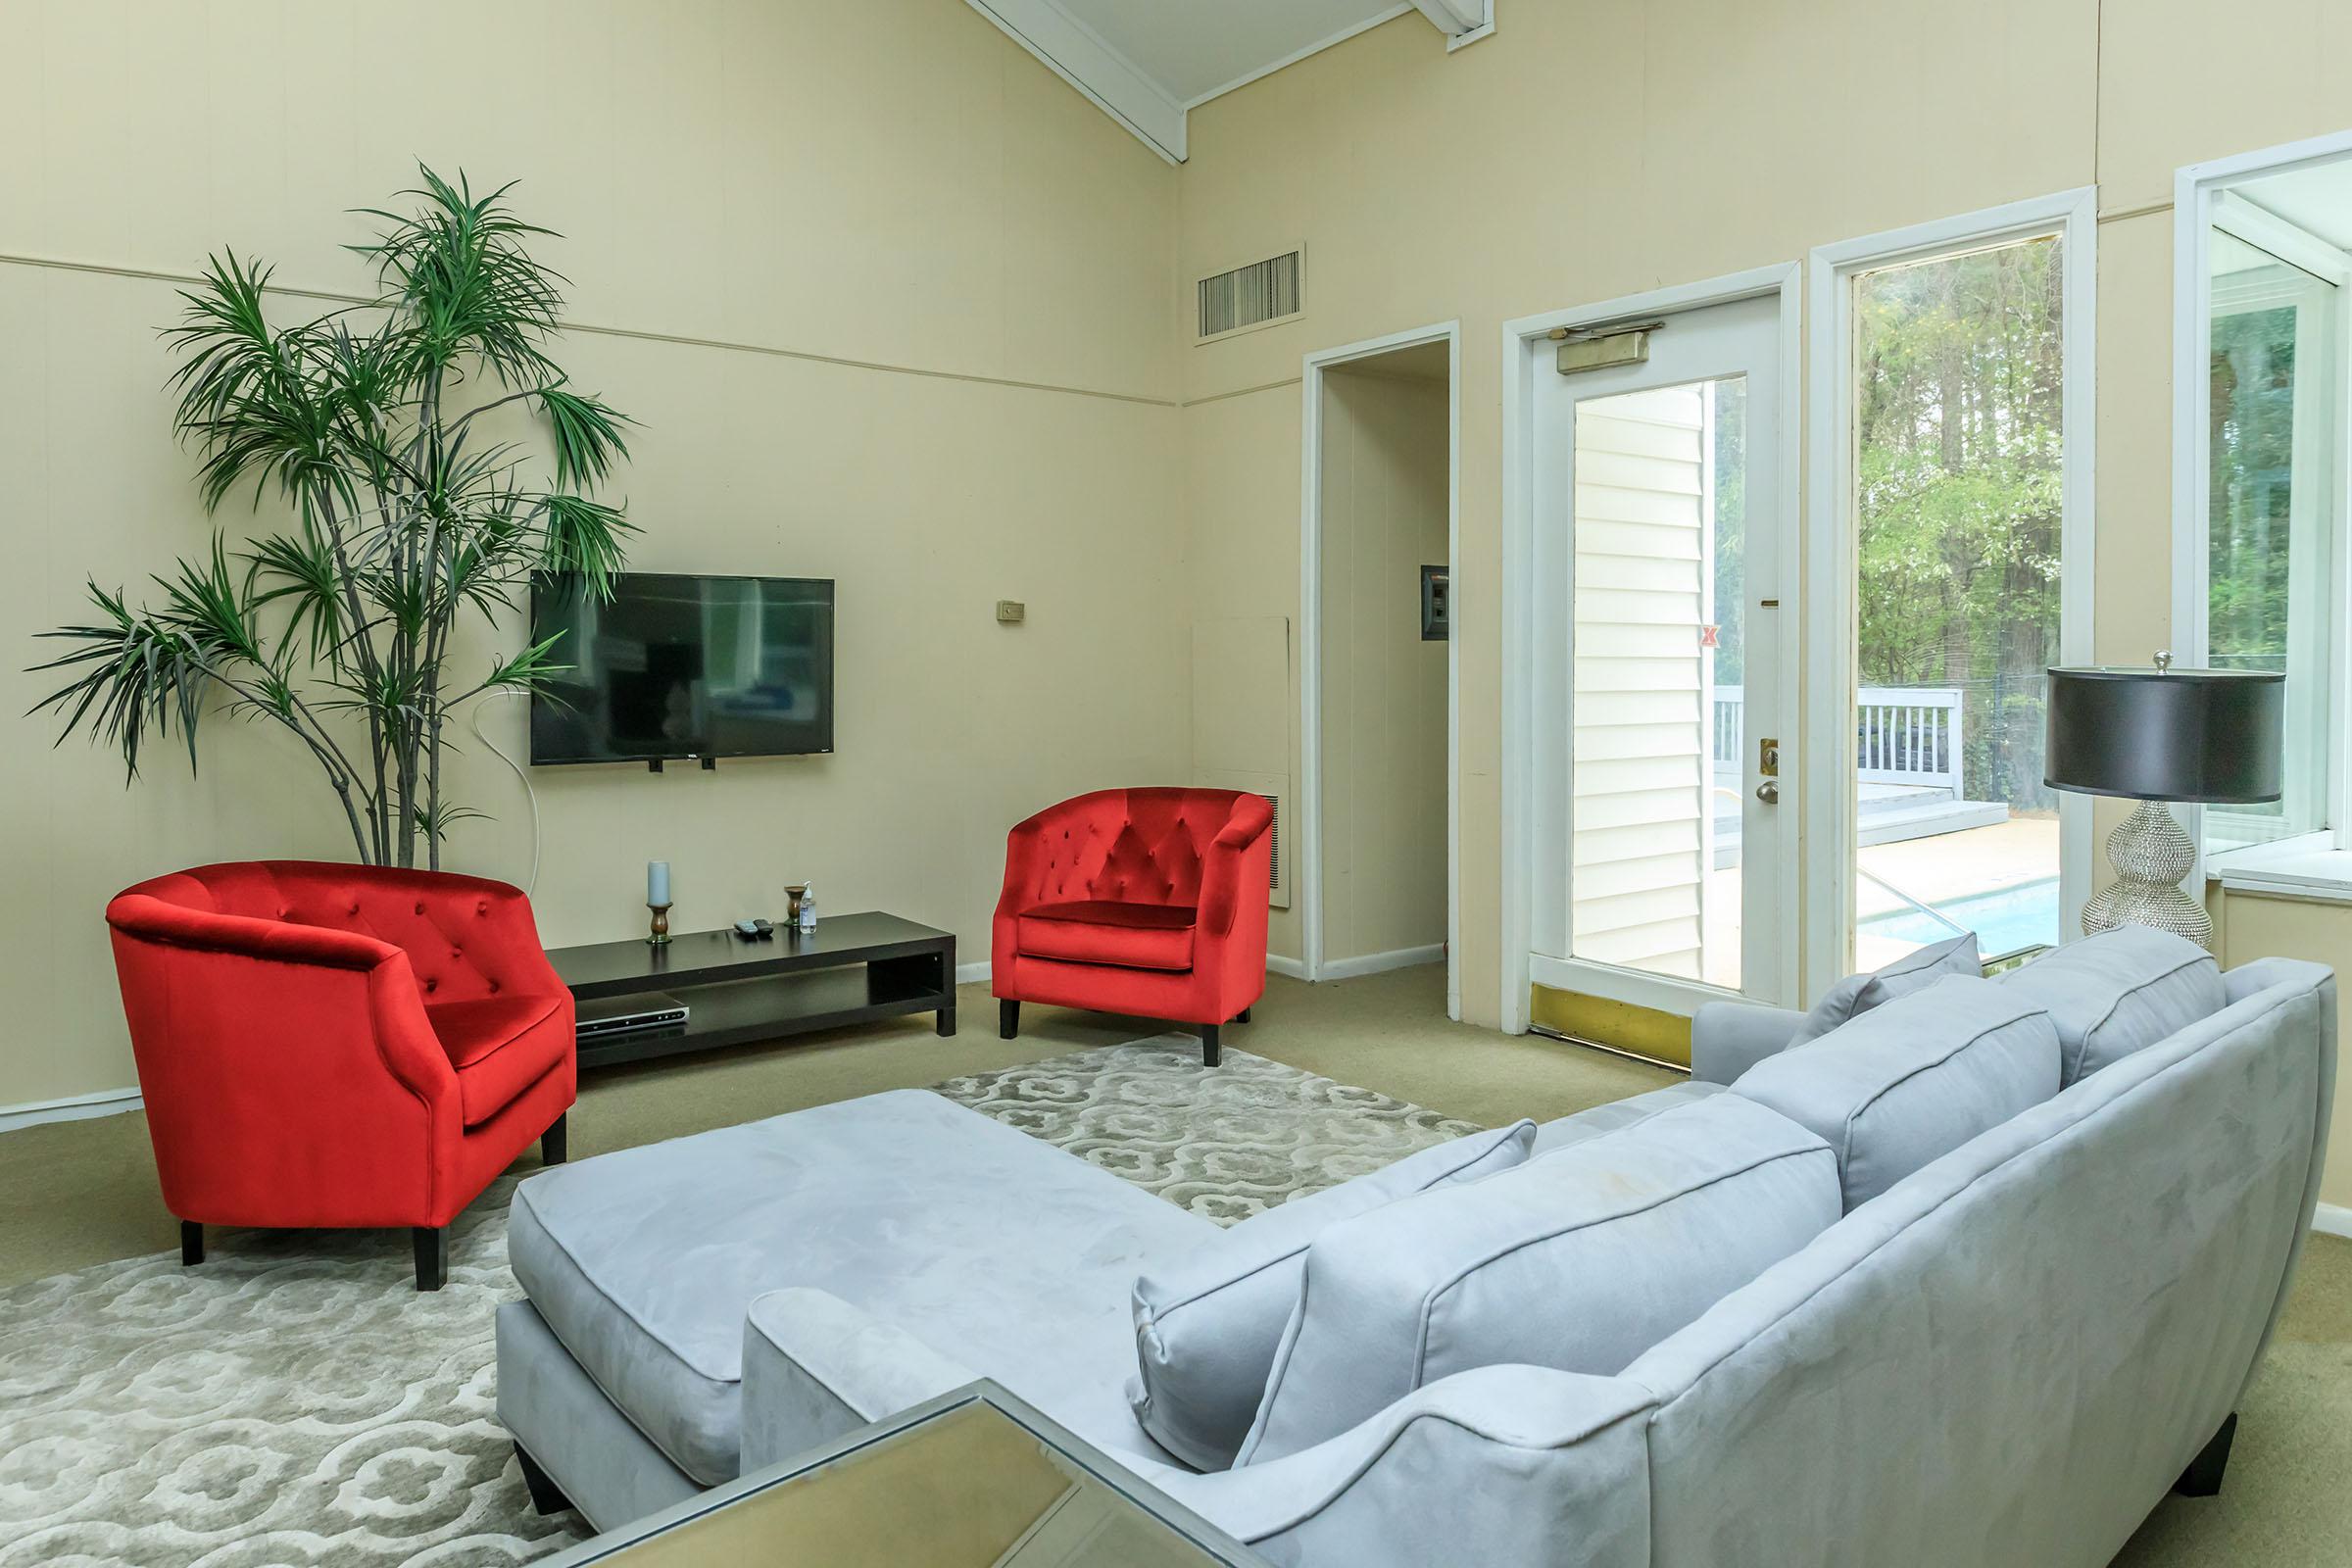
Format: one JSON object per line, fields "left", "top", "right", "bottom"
{"left": 1174, "top": 0, "right": 2352, "bottom": 1039}
{"left": 1317, "top": 364, "right": 1448, "bottom": 964}
{"left": 0, "top": 0, "right": 1183, "bottom": 1108}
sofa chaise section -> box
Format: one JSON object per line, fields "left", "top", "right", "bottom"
{"left": 503, "top": 1088, "right": 1212, "bottom": 1524}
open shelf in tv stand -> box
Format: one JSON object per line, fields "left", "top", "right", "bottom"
{"left": 546, "top": 910, "right": 957, "bottom": 1070}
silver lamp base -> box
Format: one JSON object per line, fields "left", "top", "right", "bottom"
{"left": 2081, "top": 800, "right": 2211, "bottom": 950}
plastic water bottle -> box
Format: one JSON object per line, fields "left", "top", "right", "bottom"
{"left": 798, "top": 881, "right": 817, "bottom": 933}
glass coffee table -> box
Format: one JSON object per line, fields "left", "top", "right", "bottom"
{"left": 539, "top": 1381, "right": 1269, "bottom": 1567}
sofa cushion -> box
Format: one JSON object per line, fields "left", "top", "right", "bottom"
{"left": 1530, "top": 1080, "right": 1728, "bottom": 1159}
{"left": 1788, "top": 931, "right": 1981, "bottom": 1048}
{"left": 1234, "top": 1095, "right": 1839, "bottom": 1465}
{"left": 507, "top": 1089, "right": 1214, "bottom": 1485}
{"left": 1995, "top": 923, "right": 2227, "bottom": 1085}
{"left": 1129, "top": 1119, "right": 1536, "bottom": 1471}
{"left": 424, "top": 992, "right": 567, "bottom": 1127}
{"left": 1732, "top": 975, "right": 2060, "bottom": 1208}
{"left": 1017, "top": 901, "right": 1197, "bottom": 971}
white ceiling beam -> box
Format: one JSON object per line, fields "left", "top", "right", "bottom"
{"left": 965, "top": 0, "right": 1187, "bottom": 164}
{"left": 1413, "top": 0, "right": 1494, "bottom": 50}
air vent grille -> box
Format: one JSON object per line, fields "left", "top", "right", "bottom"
{"left": 1263, "top": 791, "right": 1284, "bottom": 900}
{"left": 1198, "top": 250, "right": 1302, "bottom": 341}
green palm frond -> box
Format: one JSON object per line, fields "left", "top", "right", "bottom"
{"left": 246, "top": 514, "right": 348, "bottom": 666}
{"left": 538, "top": 494, "right": 634, "bottom": 599}
{"left": 29, "top": 581, "right": 219, "bottom": 779}
{"left": 538, "top": 388, "right": 632, "bottom": 490}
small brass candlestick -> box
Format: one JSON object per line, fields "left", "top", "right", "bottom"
{"left": 647, "top": 902, "right": 672, "bottom": 946}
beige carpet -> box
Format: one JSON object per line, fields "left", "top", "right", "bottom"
{"left": 0, "top": 964, "right": 2342, "bottom": 1564}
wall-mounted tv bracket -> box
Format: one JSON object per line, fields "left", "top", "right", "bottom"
{"left": 646, "top": 757, "right": 721, "bottom": 772}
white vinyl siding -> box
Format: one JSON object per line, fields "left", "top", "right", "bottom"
{"left": 1571, "top": 385, "right": 1709, "bottom": 977}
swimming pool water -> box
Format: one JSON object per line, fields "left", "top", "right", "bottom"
{"left": 1859, "top": 876, "right": 2061, "bottom": 957}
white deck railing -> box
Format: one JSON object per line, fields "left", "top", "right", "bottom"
{"left": 1713, "top": 686, "right": 1966, "bottom": 797}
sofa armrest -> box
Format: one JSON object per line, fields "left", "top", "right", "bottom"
{"left": 1198, "top": 793, "right": 1273, "bottom": 938}
{"left": 1141, "top": 1364, "right": 1655, "bottom": 1568}
{"left": 107, "top": 891, "right": 399, "bottom": 969}
{"left": 1690, "top": 1001, "right": 1807, "bottom": 1084}
{"left": 739, "top": 1288, "right": 982, "bottom": 1472}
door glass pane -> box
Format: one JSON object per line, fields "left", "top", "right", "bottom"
{"left": 1569, "top": 376, "right": 1746, "bottom": 986}
{"left": 1850, "top": 235, "right": 2066, "bottom": 968}
{"left": 2207, "top": 230, "right": 2335, "bottom": 852}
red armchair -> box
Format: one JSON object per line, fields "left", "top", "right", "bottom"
{"left": 105, "top": 860, "right": 576, "bottom": 1291}
{"left": 992, "top": 788, "right": 1274, "bottom": 1065}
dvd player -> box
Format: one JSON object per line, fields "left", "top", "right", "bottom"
{"left": 575, "top": 991, "right": 690, "bottom": 1040}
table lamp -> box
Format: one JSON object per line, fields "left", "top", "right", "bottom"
{"left": 2044, "top": 654, "right": 2284, "bottom": 949}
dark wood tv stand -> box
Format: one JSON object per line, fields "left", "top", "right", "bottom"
{"left": 547, "top": 911, "right": 957, "bottom": 1069}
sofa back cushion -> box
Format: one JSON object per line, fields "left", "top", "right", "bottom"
{"left": 1620, "top": 959, "right": 2333, "bottom": 1568}
{"left": 1996, "top": 923, "right": 2226, "bottom": 1085}
{"left": 1732, "top": 975, "right": 2059, "bottom": 1209}
{"left": 1788, "top": 931, "right": 1981, "bottom": 1048}
{"left": 1233, "top": 1096, "right": 1838, "bottom": 1465}
{"left": 1128, "top": 1119, "right": 1535, "bottom": 1471}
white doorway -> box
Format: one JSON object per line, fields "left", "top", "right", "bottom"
{"left": 1298, "top": 322, "right": 1461, "bottom": 1018}
{"left": 1502, "top": 268, "right": 1802, "bottom": 1032}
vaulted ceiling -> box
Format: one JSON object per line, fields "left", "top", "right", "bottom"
{"left": 966, "top": 1, "right": 1494, "bottom": 163}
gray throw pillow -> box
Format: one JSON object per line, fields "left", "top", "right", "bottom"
{"left": 1995, "top": 923, "right": 2226, "bottom": 1085}
{"left": 1234, "top": 1096, "right": 1838, "bottom": 1466}
{"left": 1733, "top": 974, "right": 2060, "bottom": 1208}
{"left": 1787, "top": 930, "right": 1982, "bottom": 1047}
{"left": 1128, "top": 1119, "right": 1534, "bottom": 1471}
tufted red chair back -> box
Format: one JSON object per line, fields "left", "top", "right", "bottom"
{"left": 123, "top": 860, "right": 517, "bottom": 1004}
{"left": 1026, "top": 787, "right": 1250, "bottom": 909}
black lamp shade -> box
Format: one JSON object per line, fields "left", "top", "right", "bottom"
{"left": 2044, "top": 665, "right": 2284, "bottom": 804}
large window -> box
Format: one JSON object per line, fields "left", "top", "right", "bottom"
{"left": 1846, "top": 233, "right": 2069, "bottom": 965}
{"left": 2205, "top": 220, "right": 2340, "bottom": 853}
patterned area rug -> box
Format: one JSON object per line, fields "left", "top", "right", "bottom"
{"left": 0, "top": 1039, "right": 1477, "bottom": 1567}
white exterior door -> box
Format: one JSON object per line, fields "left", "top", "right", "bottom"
{"left": 1529, "top": 293, "right": 1793, "bottom": 1012}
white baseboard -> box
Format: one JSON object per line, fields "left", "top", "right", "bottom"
{"left": 2314, "top": 1202, "right": 2352, "bottom": 1241}
{"left": 1266, "top": 954, "right": 1307, "bottom": 980}
{"left": 1319, "top": 945, "right": 1446, "bottom": 982}
{"left": 956, "top": 958, "right": 993, "bottom": 987}
{"left": 0, "top": 1086, "right": 144, "bottom": 1135}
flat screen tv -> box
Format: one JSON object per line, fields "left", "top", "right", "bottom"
{"left": 529, "top": 571, "right": 835, "bottom": 765}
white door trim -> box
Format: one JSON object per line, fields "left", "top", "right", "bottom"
{"left": 2173, "top": 132, "right": 2352, "bottom": 871}
{"left": 1298, "top": 320, "right": 1462, "bottom": 1017}
{"left": 1804, "top": 187, "right": 2098, "bottom": 998}
{"left": 1501, "top": 264, "right": 1802, "bottom": 1033}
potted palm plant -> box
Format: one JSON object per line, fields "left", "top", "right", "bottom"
{"left": 33, "top": 168, "right": 632, "bottom": 869}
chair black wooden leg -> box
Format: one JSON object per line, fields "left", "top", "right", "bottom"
{"left": 1200, "top": 1024, "right": 1221, "bottom": 1067}
{"left": 413, "top": 1226, "right": 447, "bottom": 1293}
{"left": 1236, "top": 1007, "right": 1251, "bottom": 1024}
{"left": 2174, "top": 1413, "right": 2237, "bottom": 1496}
{"left": 1000, "top": 999, "right": 1020, "bottom": 1040}
{"left": 180, "top": 1220, "right": 204, "bottom": 1267}
{"left": 542, "top": 1112, "right": 568, "bottom": 1166}
{"left": 514, "top": 1443, "right": 575, "bottom": 1516}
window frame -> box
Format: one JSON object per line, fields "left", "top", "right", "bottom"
{"left": 2203, "top": 207, "right": 2340, "bottom": 852}
{"left": 1804, "top": 189, "right": 2099, "bottom": 1003}
{"left": 2173, "top": 140, "right": 2352, "bottom": 881}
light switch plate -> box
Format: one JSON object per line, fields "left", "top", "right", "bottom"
{"left": 996, "top": 600, "right": 1026, "bottom": 624}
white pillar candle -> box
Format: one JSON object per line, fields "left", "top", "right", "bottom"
{"left": 648, "top": 859, "right": 670, "bottom": 906}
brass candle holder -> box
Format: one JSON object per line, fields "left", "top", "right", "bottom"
{"left": 647, "top": 902, "right": 672, "bottom": 946}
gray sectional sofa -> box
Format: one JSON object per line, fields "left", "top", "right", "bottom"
{"left": 496, "top": 928, "right": 2335, "bottom": 1566}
